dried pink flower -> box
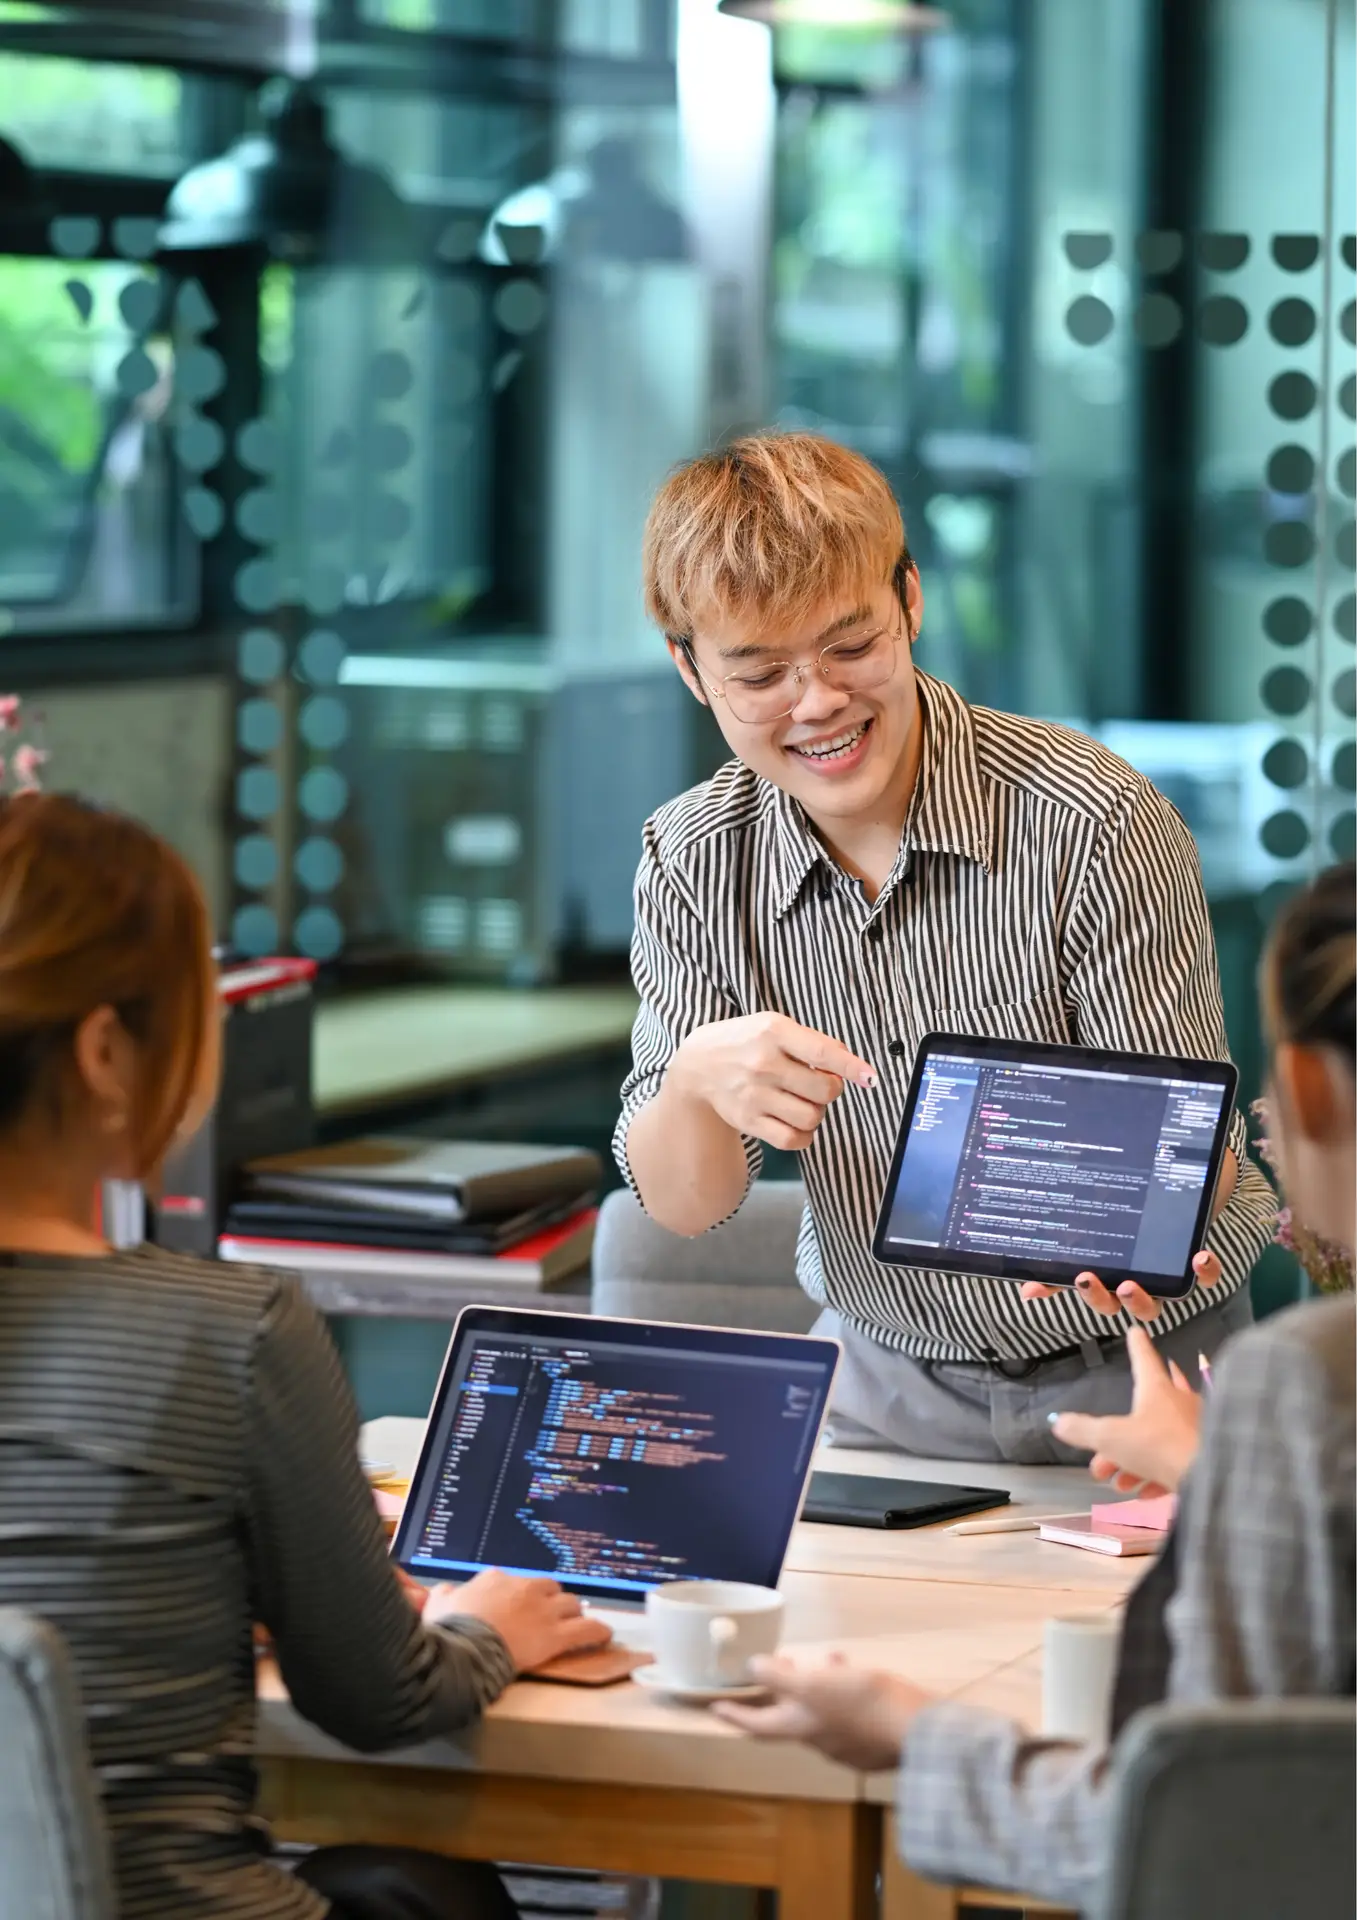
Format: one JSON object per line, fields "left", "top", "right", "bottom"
{"left": 0, "top": 696, "right": 19, "bottom": 732}
{"left": 12, "top": 743, "right": 46, "bottom": 791}
{"left": 1251, "top": 1096, "right": 1354, "bottom": 1293}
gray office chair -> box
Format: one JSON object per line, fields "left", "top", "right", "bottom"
{"left": 0, "top": 1610, "right": 114, "bottom": 1920}
{"left": 1096, "top": 1698, "right": 1356, "bottom": 1920}
{"left": 591, "top": 1181, "right": 818, "bottom": 1333}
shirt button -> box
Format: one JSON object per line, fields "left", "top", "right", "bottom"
{"left": 867, "top": 921, "right": 884, "bottom": 944}
{"left": 887, "top": 1039, "right": 906, "bottom": 1059}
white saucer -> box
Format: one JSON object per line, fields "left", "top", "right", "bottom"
{"left": 634, "top": 1666, "right": 768, "bottom": 1705}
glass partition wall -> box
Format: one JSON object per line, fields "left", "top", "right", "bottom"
{"left": 0, "top": 0, "right": 1350, "bottom": 1075}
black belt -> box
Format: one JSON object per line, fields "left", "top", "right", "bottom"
{"left": 980, "top": 1331, "right": 1128, "bottom": 1381}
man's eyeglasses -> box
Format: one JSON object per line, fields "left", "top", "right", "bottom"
{"left": 677, "top": 617, "right": 904, "bottom": 725}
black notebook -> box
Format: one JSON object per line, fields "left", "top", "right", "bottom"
{"left": 801, "top": 1472, "right": 1009, "bottom": 1530}
{"left": 223, "top": 1193, "right": 589, "bottom": 1255}
{"left": 243, "top": 1137, "right": 601, "bottom": 1224}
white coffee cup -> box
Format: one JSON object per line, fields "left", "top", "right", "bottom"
{"left": 1041, "top": 1611, "right": 1121, "bottom": 1745}
{"left": 645, "top": 1581, "right": 785, "bottom": 1690}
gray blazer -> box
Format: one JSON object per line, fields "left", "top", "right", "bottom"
{"left": 894, "top": 1295, "right": 1357, "bottom": 1912}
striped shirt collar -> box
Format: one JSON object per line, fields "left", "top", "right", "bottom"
{"left": 770, "top": 668, "right": 993, "bottom": 917}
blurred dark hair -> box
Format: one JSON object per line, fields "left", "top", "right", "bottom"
{"left": 0, "top": 792, "right": 217, "bottom": 1176}
{"left": 1262, "top": 863, "right": 1355, "bottom": 1065}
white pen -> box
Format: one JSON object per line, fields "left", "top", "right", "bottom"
{"left": 946, "top": 1512, "right": 1078, "bottom": 1536}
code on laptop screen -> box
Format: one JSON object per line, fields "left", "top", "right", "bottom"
{"left": 878, "top": 1053, "right": 1229, "bottom": 1277}
{"left": 398, "top": 1327, "right": 834, "bottom": 1597}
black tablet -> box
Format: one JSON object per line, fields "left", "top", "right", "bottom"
{"left": 801, "top": 1472, "right": 1009, "bottom": 1530}
{"left": 871, "top": 1033, "right": 1237, "bottom": 1299}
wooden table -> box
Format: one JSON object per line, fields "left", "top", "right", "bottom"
{"left": 256, "top": 1444, "right": 1140, "bottom": 1918}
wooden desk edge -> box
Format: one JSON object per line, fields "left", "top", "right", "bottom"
{"left": 260, "top": 1755, "right": 880, "bottom": 1920}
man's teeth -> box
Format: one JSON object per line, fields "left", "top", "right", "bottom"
{"left": 792, "top": 722, "right": 868, "bottom": 761}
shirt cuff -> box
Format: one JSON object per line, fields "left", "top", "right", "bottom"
{"left": 612, "top": 1088, "right": 763, "bottom": 1227}
{"left": 429, "top": 1615, "right": 516, "bottom": 1710}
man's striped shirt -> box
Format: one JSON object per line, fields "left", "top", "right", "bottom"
{"left": 615, "top": 669, "right": 1275, "bottom": 1364}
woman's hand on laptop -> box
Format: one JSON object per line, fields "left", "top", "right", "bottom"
{"left": 1019, "top": 1248, "right": 1224, "bottom": 1323}
{"left": 714, "top": 1653, "right": 931, "bottom": 1771}
{"left": 669, "top": 1013, "right": 877, "bottom": 1152}
{"left": 425, "top": 1570, "right": 612, "bottom": 1673}
{"left": 1048, "top": 1325, "right": 1202, "bottom": 1496}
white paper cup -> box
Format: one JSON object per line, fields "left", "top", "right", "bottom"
{"left": 645, "top": 1581, "right": 784, "bottom": 1690}
{"left": 1041, "top": 1611, "right": 1121, "bottom": 1745}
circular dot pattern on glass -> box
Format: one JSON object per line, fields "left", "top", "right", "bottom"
{"left": 299, "top": 766, "right": 348, "bottom": 823}
{"left": 371, "top": 422, "right": 414, "bottom": 473}
{"left": 294, "top": 905, "right": 343, "bottom": 961}
{"left": 1263, "top": 597, "right": 1313, "bottom": 647}
{"left": 236, "top": 489, "right": 281, "bottom": 545}
{"left": 1136, "top": 230, "right": 1182, "bottom": 273}
{"left": 1342, "top": 375, "right": 1356, "bottom": 421}
{"left": 1334, "top": 668, "right": 1357, "bottom": 718}
{"left": 321, "top": 426, "right": 354, "bottom": 468}
{"left": 1343, "top": 302, "right": 1357, "bottom": 347}
{"left": 494, "top": 279, "right": 548, "bottom": 336}
{"left": 437, "top": 216, "right": 481, "bottom": 264}
{"left": 237, "top": 765, "right": 280, "bottom": 820}
{"left": 234, "top": 558, "right": 281, "bottom": 613}
{"left": 1271, "top": 234, "right": 1319, "bottom": 272}
{"left": 300, "top": 695, "right": 349, "bottom": 751}
{"left": 371, "top": 493, "right": 412, "bottom": 542}
{"left": 296, "top": 836, "right": 345, "bottom": 892}
{"left": 1264, "top": 520, "right": 1316, "bottom": 569}
{"left": 1336, "top": 594, "right": 1356, "bottom": 643}
{"left": 1198, "top": 296, "right": 1247, "bottom": 345}
{"left": 50, "top": 216, "right": 100, "bottom": 257}
{"left": 1267, "top": 446, "right": 1314, "bottom": 494}
{"left": 1337, "top": 519, "right": 1356, "bottom": 570}
{"left": 303, "top": 564, "right": 346, "bottom": 616}
{"left": 118, "top": 278, "right": 160, "bottom": 331}
{"left": 306, "top": 494, "right": 349, "bottom": 540}
{"left": 1261, "top": 739, "right": 1308, "bottom": 789}
{"left": 299, "top": 629, "right": 346, "bottom": 685}
{"left": 369, "top": 349, "right": 413, "bottom": 401}
{"left": 234, "top": 834, "right": 278, "bottom": 889}
{"left": 177, "top": 345, "right": 227, "bottom": 403}
{"left": 239, "top": 628, "right": 285, "bottom": 683}
{"left": 237, "top": 419, "right": 280, "bottom": 474}
{"left": 1333, "top": 742, "right": 1357, "bottom": 792}
{"left": 175, "top": 417, "right": 225, "bottom": 473}
{"left": 184, "top": 487, "right": 225, "bottom": 540}
{"left": 1338, "top": 449, "right": 1356, "bottom": 499}
{"left": 1270, "top": 372, "right": 1318, "bottom": 420}
{"left": 116, "top": 348, "right": 159, "bottom": 398}
{"left": 1133, "top": 294, "right": 1182, "bottom": 348}
{"left": 1065, "top": 295, "right": 1113, "bottom": 345}
{"left": 1332, "top": 813, "right": 1357, "bottom": 862}
{"left": 65, "top": 279, "right": 93, "bottom": 324}
{"left": 1262, "top": 666, "right": 1312, "bottom": 715}
{"left": 1198, "top": 232, "right": 1249, "bottom": 271}
{"left": 1268, "top": 298, "right": 1317, "bottom": 347}
{"left": 232, "top": 904, "right": 279, "bottom": 957}
{"left": 1260, "top": 810, "right": 1310, "bottom": 859}
{"left": 175, "top": 279, "right": 216, "bottom": 333}
{"left": 112, "top": 216, "right": 160, "bottom": 259}
{"left": 237, "top": 698, "right": 282, "bottom": 754}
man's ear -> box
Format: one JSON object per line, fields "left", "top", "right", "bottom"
{"left": 903, "top": 565, "right": 923, "bottom": 644}
{"left": 1273, "top": 1040, "right": 1344, "bottom": 1144}
{"left": 666, "top": 636, "right": 708, "bottom": 705}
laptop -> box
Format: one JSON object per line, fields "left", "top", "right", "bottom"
{"left": 391, "top": 1305, "right": 840, "bottom": 1628}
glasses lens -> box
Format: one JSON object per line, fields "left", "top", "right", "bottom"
{"left": 724, "top": 665, "right": 797, "bottom": 723}
{"left": 822, "top": 628, "right": 894, "bottom": 690}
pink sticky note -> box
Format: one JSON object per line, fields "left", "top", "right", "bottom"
{"left": 1092, "top": 1494, "right": 1177, "bottom": 1533}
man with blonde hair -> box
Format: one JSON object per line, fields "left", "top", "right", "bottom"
{"left": 617, "top": 432, "right": 1274, "bottom": 1459}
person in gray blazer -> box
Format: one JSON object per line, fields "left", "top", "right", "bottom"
{"left": 719, "top": 863, "right": 1356, "bottom": 1914}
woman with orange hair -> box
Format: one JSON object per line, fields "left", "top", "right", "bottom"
{"left": 0, "top": 793, "right": 608, "bottom": 1920}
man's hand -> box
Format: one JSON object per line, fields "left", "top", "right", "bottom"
{"left": 1049, "top": 1324, "right": 1203, "bottom": 1495}
{"left": 1020, "top": 1247, "right": 1224, "bottom": 1323}
{"left": 713, "top": 1654, "right": 932, "bottom": 1771}
{"left": 1019, "top": 1148, "right": 1235, "bottom": 1323}
{"left": 668, "top": 1013, "right": 877, "bottom": 1153}
{"left": 426, "top": 1570, "right": 612, "bottom": 1673}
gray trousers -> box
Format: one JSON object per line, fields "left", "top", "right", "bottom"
{"left": 817, "top": 1288, "right": 1254, "bottom": 1464}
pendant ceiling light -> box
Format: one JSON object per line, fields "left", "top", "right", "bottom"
{"left": 716, "top": 0, "right": 948, "bottom": 27}
{"left": 159, "top": 79, "right": 414, "bottom": 263}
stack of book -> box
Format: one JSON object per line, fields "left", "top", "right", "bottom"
{"left": 216, "top": 1138, "right": 600, "bottom": 1309}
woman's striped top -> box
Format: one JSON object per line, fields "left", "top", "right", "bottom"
{"left": 616, "top": 669, "right": 1276, "bottom": 1362}
{"left": 0, "top": 1245, "right": 513, "bottom": 1918}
